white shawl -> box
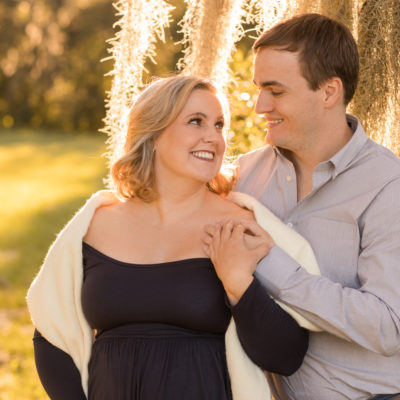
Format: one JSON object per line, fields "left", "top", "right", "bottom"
{"left": 27, "top": 190, "right": 321, "bottom": 399}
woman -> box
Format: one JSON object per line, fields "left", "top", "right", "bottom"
{"left": 27, "top": 75, "right": 309, "bottom": 400}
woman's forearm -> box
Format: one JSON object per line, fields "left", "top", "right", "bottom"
{"left": 33, "top": 329, "right": 87, "bottom": 399}
{"left": 229, "top": 277, "right": 309, "bottom": 375}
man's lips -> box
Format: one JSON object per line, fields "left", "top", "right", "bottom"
{"left": 266, "top": 119, "right": 283, "bottom": 127}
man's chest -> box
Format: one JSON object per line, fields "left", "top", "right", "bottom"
{"left": 237, "top": 168, "right": 373, "bottom": 287}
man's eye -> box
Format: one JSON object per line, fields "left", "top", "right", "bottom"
{"left": 189, "top": 118, "right": 201, "bottom": 125}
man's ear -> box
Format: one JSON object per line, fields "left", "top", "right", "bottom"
{"left": 321, "top": 77, "right": 344, "bottom": 108}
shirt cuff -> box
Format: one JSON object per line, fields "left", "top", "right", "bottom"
{"left": 254, "top": 246, "right": 301, "bottom": 297}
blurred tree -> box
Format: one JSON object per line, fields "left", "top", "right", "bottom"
{"left": 0, "top": 0, "right": 115, "bottom": 131}
{"left": 227, "top": 48, "right": 265, "bottom": 157}
{"left": 0, "top": 0, "right": 262, "bottom": 146}
{"left": 1, "top": 0, "right": 397, "bottom": 157}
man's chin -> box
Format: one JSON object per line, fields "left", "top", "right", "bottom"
{"left": 265, "top": 132, "right": 278, "bottom": 147}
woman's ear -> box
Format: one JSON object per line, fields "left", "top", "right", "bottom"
{"left": 322, "top": 77, "right": 344, "bottom": 108}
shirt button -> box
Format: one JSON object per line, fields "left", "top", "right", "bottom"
{"left": 287, "top": 222, "right": 293, "bottom": 228}
{"left": 286, "top": 175, "right": 293, "bottom": 182}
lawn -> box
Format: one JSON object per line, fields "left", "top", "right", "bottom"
{"left": 0, "top": 129, "right": 107, "bottom": 399}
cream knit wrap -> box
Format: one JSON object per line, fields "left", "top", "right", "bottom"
{"left": 27, "top": 190, "right": 321, "bottom": 399}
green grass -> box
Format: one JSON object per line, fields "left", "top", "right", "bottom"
{"left": 0, "top": 129, "right": 107, "bottom": 399}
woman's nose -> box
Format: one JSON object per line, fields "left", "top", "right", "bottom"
{"left": 203, "top": 126, "right": 219, "bottom": 142}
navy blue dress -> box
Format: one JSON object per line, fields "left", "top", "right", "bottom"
{"left": 33, "top": 242, "right": 308, "bottom": 400}
{"left": 81, "top": 243, "right": 232, "bottom": 400}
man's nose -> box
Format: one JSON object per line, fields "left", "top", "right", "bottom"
{"left": 255, "top": 92, "right": 273, "bottom": 114}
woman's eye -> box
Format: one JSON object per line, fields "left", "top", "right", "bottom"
{"left": 189, "top": 118, "right": 201, "bottom": 126}
{"left": 215, "top": 121, "right": 224, "bottom": 130}
{"left": 271, "top": 91, "right": 283, "bottom": 96}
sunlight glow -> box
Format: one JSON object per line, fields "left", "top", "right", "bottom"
{"left": 178, "top": 0, "right": 246, "bottom": 87}
{"left": 102, "top": 0, "right": 173, "bottom": 168}
{"left": 103, "top": 0, "right": 400, "bottom": 163}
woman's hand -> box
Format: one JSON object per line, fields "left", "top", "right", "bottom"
{"left": 203, "top": 220, "right": 274, "bottom": 305}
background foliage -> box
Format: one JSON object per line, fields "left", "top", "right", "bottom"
{"left": 2, "top": 0, "right": 398, "bottom": 155}
{"left": 0, "top": 0, "right": 399, "bottom": 398}
{"left": 0, "top": 0, "right": 266, "bottom": 151}
{"left": 0, "top": 0, "right": 115, "bottom": 131}
{"left": 0, "top": 131, "right": 107, "bottom": 398}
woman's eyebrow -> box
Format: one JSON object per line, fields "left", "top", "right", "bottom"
{"left": 185, "top": 112, "right": 224, "bottom": 121}
{"left": 185, "top": 112, "right": 207, "bottom": 118}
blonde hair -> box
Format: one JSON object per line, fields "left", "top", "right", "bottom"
{"left": 111, "top": 75, "right": 235, "bottom": 201}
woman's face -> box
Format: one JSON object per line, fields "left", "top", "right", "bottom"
{"left": 155, "top": 89, "right": 227, "bottom": 186}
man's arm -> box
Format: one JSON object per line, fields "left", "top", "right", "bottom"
{"left": 255, "top": 179, "right": 400, "bottom": 355}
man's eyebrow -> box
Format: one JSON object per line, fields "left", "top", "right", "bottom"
{"left": 253, "top": 79, "right": 287, "bottom": 88}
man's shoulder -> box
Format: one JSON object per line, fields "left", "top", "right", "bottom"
{"left": 342, "top": 139, "right": 400, "bottom": 199}
{"left": 346, "top": 115, "right": 400, "bottom": 176}
{"left": 371, "top": 140, "right": 400, "bottom": 162}
{"left": 362, "top": 139, "right": 400, "bottom": 177}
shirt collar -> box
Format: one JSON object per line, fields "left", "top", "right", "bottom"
{"left": 328, "top": 114, "right": 368, "bottom": 177}
{"left": 273, "top": 114, "right": 368, "bottom": 177}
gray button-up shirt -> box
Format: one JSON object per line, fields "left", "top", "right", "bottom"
{"left": 236, "top": 115, "right": 400, "bottom": 400}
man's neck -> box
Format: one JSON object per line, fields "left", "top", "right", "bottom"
{"left": 284, "top": 114, "right": 354, "bottom": 201}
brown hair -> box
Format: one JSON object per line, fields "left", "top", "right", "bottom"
{"left": 253, "top": 13, "right": 359, "bottom": 105}
{"left": 111, "top": 75, "right": 234, "bottom": 202}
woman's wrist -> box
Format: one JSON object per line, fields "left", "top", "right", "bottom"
{"left": 224, "top": 275, "right": 254, "bottom": 306}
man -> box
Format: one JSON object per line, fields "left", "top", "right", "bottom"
{"left": 205, "top": 13, "right": 400, "bottom": 400}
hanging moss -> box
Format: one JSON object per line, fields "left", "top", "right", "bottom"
{"left": 178, "top": 0, "right": 246, "bottom": 87}
{"left": 102, "top": 0, "right": 399, "bottom": 161}
{"left": 351, "top": 0, "right": 400, "bottom": 155}
{"left": 102, "top": 0, "right": 173, "bottom": 168}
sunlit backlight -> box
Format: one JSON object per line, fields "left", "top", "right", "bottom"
{"left": 381, "top": 97, "right": 400, "bottom": 155}
{"left": 103, "top": 0, "right": 400, "bottom": 169}
{"left": 102, "top": 0, "right": 173, "bottom": 174}
{"left": 240, "top": 92, "right": 250, "bottom": 101}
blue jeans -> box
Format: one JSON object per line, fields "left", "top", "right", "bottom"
{"left": 368, "top": 395, "right": 400, "bottom": 400}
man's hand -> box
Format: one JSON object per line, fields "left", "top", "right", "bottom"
{"left": 203, "top": 220, "right": 274, "bottom": 305}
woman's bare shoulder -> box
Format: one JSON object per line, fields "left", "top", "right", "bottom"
{"left": 212, "top": 194, "right": 255, "bottom": 222}
{"left": 83, "top": 200, "right": 132, "bottom": 245}
{"left": 92, "top": 199, "right": 126, "bottom": 222}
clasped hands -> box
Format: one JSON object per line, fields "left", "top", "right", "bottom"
{"left": 203, "top": 220, "right": 275, "bottom": 306}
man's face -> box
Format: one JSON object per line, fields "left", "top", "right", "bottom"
{"left": 253, "top": 47, "right": 325, "bottom": 155}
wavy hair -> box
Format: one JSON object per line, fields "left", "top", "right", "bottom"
{"left": 111, "top": 75, "right": 234, "bottom": 201}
